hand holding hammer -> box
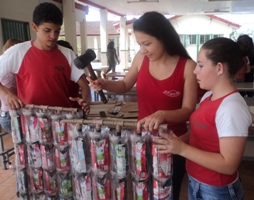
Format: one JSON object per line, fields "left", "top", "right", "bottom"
{"left": 74, "top": 49, "right": 108, "bottom": 104}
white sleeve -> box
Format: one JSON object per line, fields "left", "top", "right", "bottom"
{"left": 0, "top": 41, "right": 31, "bottom": 78}
{"left": 57, "top": 46, "right": 84, "bottom": 82}
{"left": 200, "top": 91, "right": 212, "bottom": 102}
{"left": 216, "top": 93, "right": 252, "bottom": 137}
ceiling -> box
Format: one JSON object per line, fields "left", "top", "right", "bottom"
{"left": 76, "top": 0, "right": 254, "bottom": 16}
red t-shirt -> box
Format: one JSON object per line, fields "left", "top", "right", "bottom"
{"left": 137, "top": 56, "right": 187, "bottom": 136}
{"left": 0, "top": 41, "right": 84, "bottom": 107}
{"left": 187, "top": 91, "right": 241, "bottom": 186}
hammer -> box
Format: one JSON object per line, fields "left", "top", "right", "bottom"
{"left": 74, "top": 49, "right": 108, "bottom": 104}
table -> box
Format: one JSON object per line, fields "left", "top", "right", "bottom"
{"left": 104, "top": 86, "right": 136, "bottom": 96}
{"left": 235, "top": 82, "right": 254, "bottom": 92}
{"left": 92, "top": 65, "right": 107, "bottom": 78}
{"left": 106, "top": 72, "right": 127, "bottom": 79}
{"left": 123, "top": 67, "right": 130, "bottom": 72}
{"left": 244, "top": 97, "right": 254, "bottom": 106}
{"left": 103, "top": 86, "right": 137, "bottom": 102}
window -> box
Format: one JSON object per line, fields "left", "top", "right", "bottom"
{"left": 200, "top": 35, "right": 210, "bottom": 44}
{"left": 213, "top": 34, "right": 223, "bottom": 39}
{"left": 179, "top": 34, "right": 185, "bottom": 45}
{"left": 1, "top": 18, "right": 30, "bottom": 44}
{"left": 186, "top": 35, "right": 197, "bottom": 45}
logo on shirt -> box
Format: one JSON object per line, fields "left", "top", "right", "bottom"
{"left": 194, "top": 120, "right": 208, "bottom": 129}
{"left": 54, "top": 66, "right": 65, "bottom": 72}
{"left": 163, "top": 90, "right": 180, "bottom": 97}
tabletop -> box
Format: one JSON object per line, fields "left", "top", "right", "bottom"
{"left": 235, "top": 82, "right": 254, "bottom": 92}
{"left": 91, "top": 65, "right": 107, "bottom": 78}
{"left": 106, "top": 72, "right": 127, "bottom": 78}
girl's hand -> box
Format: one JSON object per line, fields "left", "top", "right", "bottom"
{"left": 153, "top": 132, "right": 186, "bottom": 155}
{"left": 86, "top": 77, "right": 105, "bottom": 92}
{"left": 137, "top": 110, "right": 166, "bottom": 132}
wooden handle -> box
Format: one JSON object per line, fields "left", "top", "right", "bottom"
{"left": 87, "top": 63, "right": 108, "bottom": 104}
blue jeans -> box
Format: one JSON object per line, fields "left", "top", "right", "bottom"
{"left": 0, "top": 111, "right": 12, "bottom": 133}
{"left": 188, "top": 175, "right": 244, "bottom": 200}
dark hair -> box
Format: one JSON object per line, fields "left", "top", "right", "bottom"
{"left": 133, "top": 11, "right": 190, "bottom": 59}
{"left": 202, "top": 37, "right": 244, "bottom": 78}
{"left": 57, "top": 40, "right": 73, "bottom": 51}
{"left": 33, "top": 2, "right": 63, "bottom": 26}
{"left": 236, "top": 34, "right": 254, "bottom": 57}
{"left": 107, "top": 41, "right": 115, "bottom": 49}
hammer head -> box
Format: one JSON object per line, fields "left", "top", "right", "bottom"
{"left": 74, "top": 49, "right": 96, "bottom": 69}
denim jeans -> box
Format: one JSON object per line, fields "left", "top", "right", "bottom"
{"left": 0, "top": 111, "right": 12, "bottom": 133}
{"left": 188, "top": 175, "right": 244, "bottom": 200}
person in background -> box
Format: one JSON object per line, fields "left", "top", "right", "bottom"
{"left": 234, "top": 56, "right": 250, "bottom": 83}
{"left": 87, "top": 11, "right": 198, "bottom": 200}
{"left": 235, "top": 35, "right": 252, "bottom": 81}
{"left": 56, "top": 40, "right": 80, "bottom": 108}
{"left": 0, "top": 38, "right": 22, "bottom": 133}
{"left": 0, "top": 2, "right": 91, "bottom": 113}
{"left": 154, "top": 37, "right": 252, "bottom": 200}
{"left": 103, "top": 40, "right": 120, "bottom": 79}
{"left": 237, "top": 35, "right": 254, "bottom": 96}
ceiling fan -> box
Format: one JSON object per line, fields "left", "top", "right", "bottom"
{"left": 127, "top": 0, "right": 159, "bottom": 3}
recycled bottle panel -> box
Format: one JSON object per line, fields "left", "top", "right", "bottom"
{"left": 41, "top": 144, "right": 55, "bottom": 171}
{"left": 55, "top": 146, "right": 70, "bottom": 172}
{"left": 92, "top": 172, "right": 111, "bottom": 200}
{"left": 43, "top": 169, "right": 58, "bottom": 196}
{"left": 27, "top": 142, "right": 42, "bottom": 168}
{"left": 152, "top": 138, "right": 172, "bottom": 182}
{"left": 90, "top": 137, "right": 110, "bottom": 175}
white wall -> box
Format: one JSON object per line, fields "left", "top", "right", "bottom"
{"left": 0, "top": 0, "right": 61, "bottom": 47}
{"left": 186, "top": 46, "right": 197, "bottom": 61}
{"left": 171, "top": 15, "right": 236, "bottom": 61}
{"left": 172, "top": 15, "right": 234, "bottom": 36}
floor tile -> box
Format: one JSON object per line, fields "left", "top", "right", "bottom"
{"left": 2, "top": 174, "right": 16, "bottom": 186}
{"left": 0, "top": 185, "right": 17, "bottom": 200}
{"left": 0, "top": 170, "right": 15, "bottom": 184}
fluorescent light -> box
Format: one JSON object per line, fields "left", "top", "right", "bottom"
{"left": 208, "top": 0, "right": 242, "bottom": 2}
{"left": 127, "top": 0, "right": 159, "bottom": 3}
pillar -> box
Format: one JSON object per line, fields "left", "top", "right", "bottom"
{"left": 62, "top": 0, "right": 77, "bottom": 55}
{"left": 129, "top": 32, "right": 136, "bottom": 63}
{"left": 119, "top": 16, "right": 128, "bottom": 70}
{"left": 94, "top": 36, "right": 99, "bottom": 61}
{"left": 100, "top": 9, "right": 108, "bottom": 65}
{"left": 80, "top": 17, "right": 87, "bottom": 55}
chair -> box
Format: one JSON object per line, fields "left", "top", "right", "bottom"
{"left": 0, "top": 127, "right": 14, "bottom": 170}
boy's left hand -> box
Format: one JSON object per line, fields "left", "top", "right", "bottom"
{"left": 69, "top": 97, "right": 90, "bottom": 114}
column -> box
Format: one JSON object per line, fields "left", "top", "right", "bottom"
{"left": 100, "top": 9, "right": 108, "bottom": 66}
{"left": 80, "top": 18, "right": 87, "bottom": 55}
{"left": 129, "top": 32, "right": 136, "bottom": 63}
{"left": 119, "top": 16, "right": 128, "bottom": 70}
{"left": 126, "top": 30, "right": 130, "bottom": 67}
{"left": 94, "top": 36, "right": 99, "bottom": 61}
{"left": 62, "top": 0, "right": 77, "bottom": 55}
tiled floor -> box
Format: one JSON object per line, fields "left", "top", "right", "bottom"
{"left": 1, "top": 130, "right": 254, "bottom": 200}
{"left": 0, "top": 133, "right": 18, "bottom": 200}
